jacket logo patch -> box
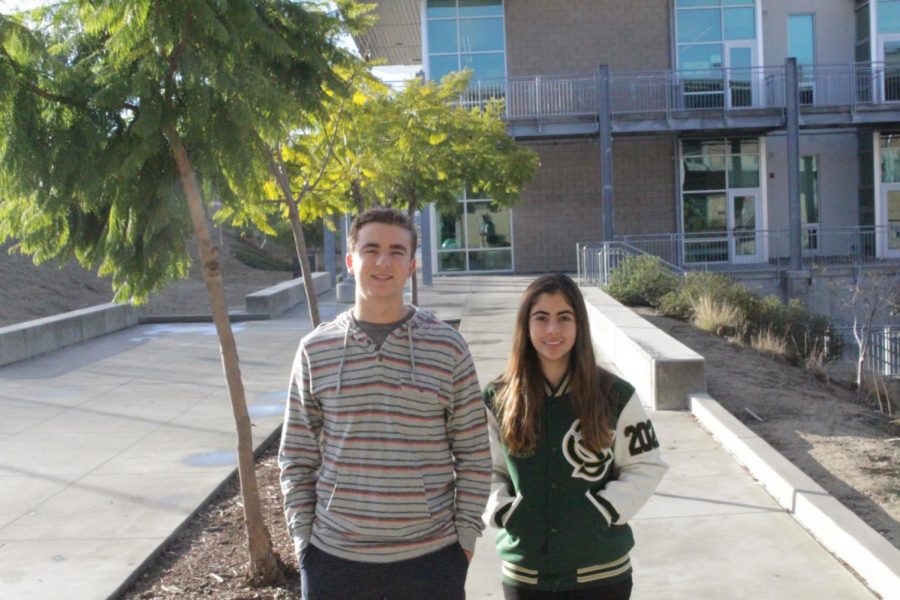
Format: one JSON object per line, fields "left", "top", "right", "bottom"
{"left": 562, "top": 420, "right": 614, "bottom": 481}
{"left": 625, "top": 420, "right": 659, "bottom": 456}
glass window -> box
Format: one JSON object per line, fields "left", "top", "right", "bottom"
{"left": 428, "top": 19, "right": 458, "bottom": 53}
{"left": 684, "top": 193, "right": 728, "bottom": 232}
{"left": 461, "top": 53, "right": 505, "bottom": 80}
{"left": 800, "top": 156, "right": 819, "bottom": 224}
{"left": 677, "top": 0, "right": 718, "bottom": 7}
{"left": 427, "top": 0, "right": 505, "bottom": 87}
{"left": 728, "top": 154, "right": 759, "bottom": 187}
{"left": 678, "top": 9, "right": 722, "bottom": 43}
{"left": 459, "top": 17, "right": 504, "bottom": 52}
{"left": 429, "top": 55, "right": 460, "bottom": 82}
{"left": 436, "top": 195, "right": 513, "bottom": 273}
{"left": 459, "top": 0, "right": 503, "bottom": 17}
{"left": 788, "top": 15, "right": 815, "bottom": 66}
{"left": 724, "top": 7, "right": 755, "bottom": 39}
{"left": 679, "top": 44, "right": 724, "bottom": 72}
{"left": 465, "top": 202, "right": 510, "bottom": 248}
{"left": 879, "top": 0, "right": 900, "bottom": 33}
{"left": 857, "top": 4, "right": 871, "bottom": 41}
{"left": 882, "top": 134, "right": 900, "bottom": 182}
{"left": 683, "top": 141, "right": 727, "bottom": 190}
{"left": 469, "top": 249, "right": 512, "bottom": 271}
{"left": 723, "top": 0, "right": 754, "bottom": 5}
{"left": 427, "top": 0, "right": 457, "bottom": 18}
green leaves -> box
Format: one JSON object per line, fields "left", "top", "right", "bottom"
{"left": 0, "top": 0, "right": 359, "bottom": 300}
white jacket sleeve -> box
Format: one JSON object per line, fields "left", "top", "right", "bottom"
{"left": 591, "top": 392, "right": 668, "bottom": 526}
{"left": 482, "top": 408, "right": 517, "bottom": 529}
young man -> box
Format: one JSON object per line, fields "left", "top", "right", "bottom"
{"left": 279, "top": 208, "right": 491, "bottom": 600}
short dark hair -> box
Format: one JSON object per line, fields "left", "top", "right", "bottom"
{"left": 348, "top": 208, "right": 417, "bottom": 254}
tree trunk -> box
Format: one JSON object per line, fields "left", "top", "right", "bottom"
{"left": 407, "top": 202, "right": 418, "bottom": 306}
{"left": 165, "top": 125, "right": 283, "bottom": 585}
{"left": 350, "top": 179, "right": 366, "bottom": 214}
{"left": 267, "top": 152, "right": 321, "bottom": 327}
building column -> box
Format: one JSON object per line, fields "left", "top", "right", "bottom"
{"left": 323, "top": 218, "right": 336, "bottom": 287}
{"left": 420, "top": 205, "right": 433, "bottom": 285}
{"left": 599, "top": 65, "right": 615, "bottom": 241}
{"left": 786, "top": 57, "right": 802, "bottom": 271}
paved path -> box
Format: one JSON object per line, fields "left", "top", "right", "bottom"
{"left": 0, "top": 276, "right": 878, "bottom": 599}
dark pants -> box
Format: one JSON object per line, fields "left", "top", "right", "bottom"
{"left": 301, "top": 542, "right": 470, "bottom": 600}
{"left": 502, "top": 577, "right": 632, "bottom": 600}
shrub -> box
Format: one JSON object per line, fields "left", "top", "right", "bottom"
{"left": 691, "top": 294, "right": 744, "bottom": 337}
{"left": 605, "top": 255, "right": 679, "bottom": 308}
{"left": 658, "top": 271, "right": 840, "bottom": 368}
{"left": 659, "top": 272, "right": 755, "bottom": 320}
{"left": 751, "top": 327, "right": 789, "bottom": 360}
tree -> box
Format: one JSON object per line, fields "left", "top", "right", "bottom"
{"left": 300, "top": 71, "right": 540, "bottom": 302}
{"left": 0, "top": 1, "right": 359, "bottom": 584}
{"left": 846, "top": 269, "right": 900, "bottom": 410}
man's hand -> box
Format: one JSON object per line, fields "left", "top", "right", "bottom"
{"left": 464, "top": 549, "right": 473, "bottom": 562}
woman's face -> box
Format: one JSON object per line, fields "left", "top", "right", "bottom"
{"left": 528, "top": 291, "right": 577, "bottom": 373}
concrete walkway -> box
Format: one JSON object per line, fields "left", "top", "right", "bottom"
{"left": 0, "top": 276, "right": 882, "bottom": 599}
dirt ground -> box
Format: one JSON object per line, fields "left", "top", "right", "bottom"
{"left": 1, "top": 251, "right": 898, "bottom": 598}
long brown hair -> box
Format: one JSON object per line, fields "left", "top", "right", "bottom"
{"left": 494, "top": 274, "right": 616, "bottom": 453}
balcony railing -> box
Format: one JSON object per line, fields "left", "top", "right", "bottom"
{"left": 456, "top": 63, "right": 900, "bottom": 125}
{"left": 611, "top": 225, "right": 896, "bottom": 273}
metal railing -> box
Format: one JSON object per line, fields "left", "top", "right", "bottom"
{"left": 609, "top": 66, "right": 787, "bottom": 116}
{"left": 455, "top": 62, "right": 900, "bottom": 124}
{"left": 611, "top": 226, "right": 898, "bottom": 273}
{"left": 457, "top": 74, "right": 599, "bottom": 120}
{"left": 577, "top": 241, "right": 685, "bottom": 287}
{"left": 832, "top": 325, "right": 900, "bottom": 378}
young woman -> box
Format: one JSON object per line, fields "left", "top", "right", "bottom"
{"left": 483, "top": 274, "right": 668, "bottom": 600}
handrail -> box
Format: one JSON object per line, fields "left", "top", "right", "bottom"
{"left": 456, "top": 62, "right": 900, "bottom": 123}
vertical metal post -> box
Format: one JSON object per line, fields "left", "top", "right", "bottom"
{"left": 420, "top": 204, "right": 433, "bottom": 286}
{"left": 323, "top": 218, "right": 336, "bottom": 287}
{"left": 786, "top": 58, "right": 802, "bottom": 271}
{"left": 599, "top": 65, "right": 615, "bottom": 241}
{"left": 341, "top": 214, "right": 350, "bottom": 279}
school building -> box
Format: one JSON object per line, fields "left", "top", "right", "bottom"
{"left": 353, "top": 1, "right": 900, "bottom": 279}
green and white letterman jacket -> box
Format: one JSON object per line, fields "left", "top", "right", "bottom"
{"left": 483, "top": 372, "right": 667, "bottom": 592}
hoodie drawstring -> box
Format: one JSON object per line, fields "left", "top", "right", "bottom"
{"left": 407, "top": 324, "right": 417, "bottom": 384}
{"left": 336, "top": 326, "right": 350, "bottom": 394}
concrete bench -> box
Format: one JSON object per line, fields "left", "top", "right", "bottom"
{"left": 245, "top": 272, "right": 332, "bottom": 317}
{"left": 0, "top": 303, "right": 141, "bottom": 367}
{"left": 581, "top": 286, "right": 705, "bottom": 410}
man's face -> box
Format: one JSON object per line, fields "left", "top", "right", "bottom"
{"left": 346, "top": 222, "right": 416, "bottom": 304}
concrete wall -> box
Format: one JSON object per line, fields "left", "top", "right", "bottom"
{"left": 504, "top": 0, "right": 671, "bottom": 75}
{"left": 0, "top": 303, "right": 141, "bottom": 367}
{"left": 761, "top": 0, "right": 856, "bottom": 66}
{"left": 765, "top": 131, "right": 860, "bottom": 258}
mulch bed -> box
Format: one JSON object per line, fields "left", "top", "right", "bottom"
{"left": 123, "top": 440, "right": 301, "bottom": 599}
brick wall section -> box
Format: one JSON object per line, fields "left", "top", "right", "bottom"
{"left": 612, "top": 137, "right": 677, "bottom": 235}
{"left": 511, "top": 137, "right": 677, "bottom": 273}
{"left": 504, "top": 0, "right": 671, "bottom": 76}
{"left": 513, "top": 140, "right": 602, "bottom": 273}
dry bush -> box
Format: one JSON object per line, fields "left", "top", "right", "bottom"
{"left": 751, "top": 328, "right": 789, "bottom": 360}
{"left": 861, "top": 370, "right": 898, "bottom": 416}
{"left": 691, "top": 294, "right": 743, "bottom": 337}
{"left": 804, "top": 346, "right": 830, "bottom": 383}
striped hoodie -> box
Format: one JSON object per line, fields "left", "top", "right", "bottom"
{"left": 278, "top": 307, "right": 491, "bottom": 563}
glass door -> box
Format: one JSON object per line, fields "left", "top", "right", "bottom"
{"left": 880, "top": 35, "right": 900, "bottom": 102}
{"left": 882, "top": 184, "right": 900, "bottom": 257}
{"left": 725, "top": 42, "right": 754, "bottom": 108}
{"left": 729, "top": 189, "right": 762, "bottom": 263}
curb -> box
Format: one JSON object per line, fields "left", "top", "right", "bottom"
{"left": 690, "top": 393, "right": 900, "bottom": 600}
